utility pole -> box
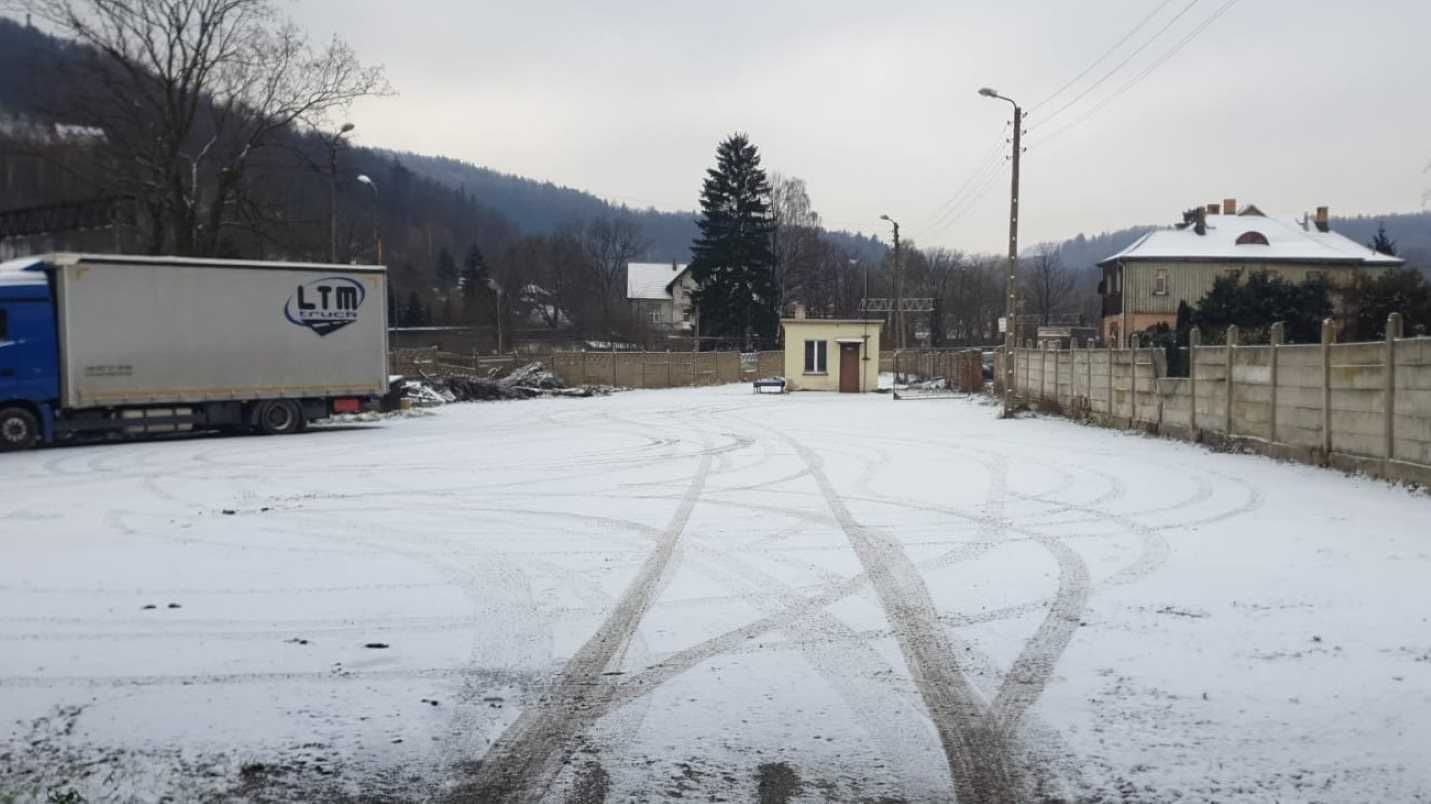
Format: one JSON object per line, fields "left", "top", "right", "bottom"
{"left": 880, "top": 214, "right": 903, "bottom": 349}
{"left": 981, "top": 87, "right": 1023, "bottom": 417}
{"left": 327, "top": 123, "right": 355, "bottom": 263}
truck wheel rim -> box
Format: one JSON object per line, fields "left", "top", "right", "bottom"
{"left": 265, "top": 405, "right": 294, "bottom": 431}
{"left": 2, "top": 419, "right": 28, "bottom": 443}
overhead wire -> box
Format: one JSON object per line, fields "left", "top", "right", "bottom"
{"left": 1033, "top": 0, "right": 1244, "bottom": 148}
{"left": 1029, "top": 0, "right": 1204, "bottom": 132}
{"left": 1027, "top": 0, "right": 1181, "bottom": 114}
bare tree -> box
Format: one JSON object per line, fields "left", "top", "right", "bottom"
{"left": 581, "top": 214, "right": 648, "bottom": 335}
{"left": 769, "top": 173, "right": 823, "bottom": 323}
{"left": 26, "top": 0, "right": 390, "bottom": 256}
{"left": 1022, "top": 247, "right": 1078, "bottom": 325}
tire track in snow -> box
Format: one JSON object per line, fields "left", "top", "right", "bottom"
{"left": 455, "top": 449, "right": 713, "bottom": 803}
{"left": 780, "top": 434, "right": 1020, "bottom": 804}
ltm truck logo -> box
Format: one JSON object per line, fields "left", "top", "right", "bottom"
{"left": 284, "top": 277, "right": 366, "bottom": 336}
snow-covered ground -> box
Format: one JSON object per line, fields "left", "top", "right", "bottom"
{"left": 2, "top": 386, "right": 1430, "bottom": 803}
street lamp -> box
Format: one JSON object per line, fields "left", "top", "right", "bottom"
{"left": 879, "top": 214, "right": 903, "bottom": 349}
{"left": 327, "top": 122, "right": 356, "bottom": 262}
{"left": 356, "top": 174, "right": 382, "bottom": 264}
{"left": 980, "top": 87, "right": 1023, "bottom": 418}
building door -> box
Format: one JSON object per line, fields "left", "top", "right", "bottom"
{"left": 839, "top": 343, "right": 860, "bottom": 393}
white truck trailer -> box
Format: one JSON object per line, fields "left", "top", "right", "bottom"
{"left": 0, "top": 253, "right": 389, "bottom": 449}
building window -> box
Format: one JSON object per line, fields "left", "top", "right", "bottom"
{"left": 1236, "top": 231, "right": 1270, "bottom": 246}
{"left": 682, "top": 306, "right": 692, "bottom": 322}
{"left": 803, "top": 339, "right": 827, "bottom": 374}
{"left": 1154, "top": 268, "right": 1169, "bottom": 296}
{"left": 649, "top": 310, "right": 662, "bottom": 324}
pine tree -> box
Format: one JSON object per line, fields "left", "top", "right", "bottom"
{"left": 461, "top": 245, "right": 492, "bottom": 324}
{"left": 689, "top": 133, "right": 778, "bottom": 350}
{"left": 435, "top": 247, "right": 459, "bottom": 291}
{"left": 403, "top": 291, "right": 426, "bottom": 327}
{"left": 1369, "top": 222, "right": 1398, "bottom": 256}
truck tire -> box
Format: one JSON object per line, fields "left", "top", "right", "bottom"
{"left": 0, "top": 407, "right": 40, "bottom": 451}
{"left": 254, "top": 400, "right": 303, "bottom": 436}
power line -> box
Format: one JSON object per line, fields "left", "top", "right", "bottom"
{"left": 924, "top": 133, "right": 1008, "bottom": 229}
{"left": 927, "top": 142, "right": 1007, "bottom": 231}
{"left": 1035, "top": 0, "right": 1244, "bottom": 148}
{"left": 1030, "top": 0, "right": 1203, "bottom": 132}
{"left": 1028, "top": 0, "right": 1180, "bottom": 114}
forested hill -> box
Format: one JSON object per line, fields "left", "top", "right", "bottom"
{"left": 1038, "top": 211, "right": 1431, "bottom": 271}
{"left": 384, "top": 150, "right": 889, "bottom": 263}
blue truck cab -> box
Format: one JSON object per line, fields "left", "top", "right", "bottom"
{"left": 0, "top": 258, "right": 60, "bottom": 449}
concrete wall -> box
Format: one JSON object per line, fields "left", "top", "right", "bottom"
{"left": 1008, "top": 326, "right": 1431, "bottom": 486}
{"left": 392, "top": 347, "right": 783, "bottom": 389}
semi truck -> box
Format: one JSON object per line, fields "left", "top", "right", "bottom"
{"left": 0, "top": 253, "right": 389, "bottom": 450}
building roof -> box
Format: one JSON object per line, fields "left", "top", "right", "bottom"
{"left": 627, "top": 262, "right": 690, "bottom": 300}
{"left": 1098, "top": 214, "right": 1403, "bottom": 267}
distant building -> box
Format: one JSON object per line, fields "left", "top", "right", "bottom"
{"left": 1098, "top": 201, "right": 1402, "bottom": 345}
{"left": 627, "top": 261, "right": 696, "bottom": 332}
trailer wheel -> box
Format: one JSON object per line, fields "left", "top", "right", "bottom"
{"left": 0, "top": 407, "right": 39, "bottom": 451}
{"left": 254, "top": 400, "right": 303, "bottom": 436}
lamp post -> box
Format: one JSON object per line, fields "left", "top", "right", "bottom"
{"left": 327, "top": 123, "right": 355, "bottom": 262}
{"left": 355, "top": 174, "right": 382, "bottom": 264}
{"left": 879, "top": 214, "right": 903, "bottom": 349}
{"left": 980, "top": 87, "right": 1023, "bottom": 418}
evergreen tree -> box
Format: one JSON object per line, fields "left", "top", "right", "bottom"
{"left": 403, "top": 291, "right": 427, "bottom": 327}
{"left": 435, "top": 247, "right": 459, "bottom": 291}
{"left": 1369, "top": 222, "right": 1398, "bottom": 256}
{"left": 1190, "top": 270, "right": 1332, "bottom": 344}
{"left": 689, "top": 133, "right": 778, "bottom": 349}
{"left": 461, "top": 245, "right": 492, "bottom": 323}
{"left": 1347, "top": 268, "right": 1431, "bottom": 338}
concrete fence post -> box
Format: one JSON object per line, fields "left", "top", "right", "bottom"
{"left": 1040, "top": 347, "right": 1048, "bottom": 403}
{"left": 1189, "top": 327, "right": 1200, "bottom": 435}
{"left": 1130, "top": 345, "right": 1138, "bottom": 425}
{"left": 640, "top": 352, "right": 647, "bottom": 389}
{"left": 1321, "top": 319, "right": 1334, "bottom": 458}
{"left": 1085, "top": 341, "right": 1093, "bottom": 411}
{"left": 1225, "top": 324, "right": 1239, "bottom": 436}
{"left": 1024, "top": 341, "right": 1033, "bottom": 399}
{"left": 1386, "top": 313, "right": 1403, "bottom": 461}
{"left": 1106, "top": 344, "right": 1114, "bottom": 417}
{"left": 582, "top": 351, "right": 590, "bottom": 385}
{"left": 666, "top": 352, "right": 673, "bottom": 388}
{"left": 1269, "top": 322, "right": 1284, "bottom": 444}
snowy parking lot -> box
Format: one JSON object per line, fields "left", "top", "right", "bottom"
{"left": 3, "top": 386, "right": 1431, "bottom": 803}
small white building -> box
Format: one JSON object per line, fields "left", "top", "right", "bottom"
{"left": 781, "top": 318, "right": 882, "bottom": 393}
{"left": 627, "top": 261, "right": 696, "bottom": 332}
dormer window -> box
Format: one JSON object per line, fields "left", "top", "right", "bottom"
{"left": 1236, "top": 231, "right": 1270, "bottom": 246}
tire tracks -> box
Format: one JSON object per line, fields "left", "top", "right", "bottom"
{"left": 780, "top": 434, "right": 1020, "bottom": 804}
{"left": 454, "top": 448, "right": 713, "bottom": 803}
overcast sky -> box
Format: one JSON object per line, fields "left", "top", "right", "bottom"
{"left": 290, "top": 0, "right": 1431, "bottom": 253}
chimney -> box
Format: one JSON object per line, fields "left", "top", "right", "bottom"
{"left": 793, "top": 302, "right": 807, "bottom": 320}
{"left": 1206, "top": 203, "right": 1220, "bottom": 216}
{"left": 1315, "top": 206, "right": 1330, "bottom": 232}
{"left": 671, "top": 260, "right": 678, "bottom": 272}
{"left": 1223, "top": 198, "right": 1237, "bottom": 216}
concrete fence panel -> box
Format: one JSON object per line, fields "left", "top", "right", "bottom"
{"left": 1004, "top": 326, "right": 1431, "bottom": 486}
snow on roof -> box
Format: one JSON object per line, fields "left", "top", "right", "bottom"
{"left": 627, "top": 262, "right": 689, "bottom": 300}
{"left": 1098, "top": 214, "right": 1403, "bottom": 267}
